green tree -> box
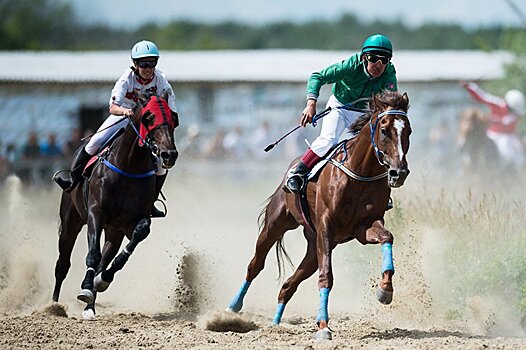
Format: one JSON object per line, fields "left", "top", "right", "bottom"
{"left": 0, "top": 0, "right": 76, "bottom": 49}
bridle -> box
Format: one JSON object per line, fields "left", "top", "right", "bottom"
{"left": 100, "top": 96, "right": 177, "bottom": 179}
{"left": 328, "top": 109, "right": 408, "bottom": 182}
{"left": 370, "top": 109, "right": 408, "bottom": 166}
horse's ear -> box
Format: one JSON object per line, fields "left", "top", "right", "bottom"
{"left": 161, "top": 90, "right": 169, "bottom": 101}
{"left": 137, "top": 93, "right": 149, "bottom": 107}
{"left": 371, "top": 93, "right": 382, "bottom": 111}
{"left": 402, "top": 92, "right": 409, "bottom": 105}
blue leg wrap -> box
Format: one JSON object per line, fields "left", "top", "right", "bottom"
{"left": 381, "top": 242, "right": 394, "bottom": 273}
{"left": 272, "top": 303, "right": 286, "bottom": 325}
{"left": 228, "top": 280, "right": 251, "bottom": 312}
{"left": 316, "top": 288, "right": 330, "bottom": 323}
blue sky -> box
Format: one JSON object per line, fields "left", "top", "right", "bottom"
{"left": 65, "top": 0, "right": 525, "bottom": 29}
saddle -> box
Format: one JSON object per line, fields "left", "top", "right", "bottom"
{"left": 81, "top": 128, "right": 125, "bottom": 178}
{"left": 297, "top": 137, "right": 355, "bottom": 233}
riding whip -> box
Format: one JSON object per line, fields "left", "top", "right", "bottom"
{"left": 264, "top": 107, "right": 332, "bottom": 152}
{"left": 264, "top": 104, "right": 369, "bottom": 152}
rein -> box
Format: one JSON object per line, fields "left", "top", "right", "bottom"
{"left": 328, "top": 109, "right": 408, "bottom": 182}
{"left": 100, "top": 116, "right": 158, "bottom": 179}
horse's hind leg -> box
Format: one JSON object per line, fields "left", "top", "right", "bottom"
{"left": 78, "top": 209, "right": 105, "bottom": 304}
{"left": 227, "top": 190, "right": 298, "bottom": 312}
{"left": 94, "top": 218, "right": 151, "bottom": 293}
{"left": 272, "top": 229, "right": 317, "bottom": 324}
{"left": 52, "top": 195, "right": 84, "bottom": 302}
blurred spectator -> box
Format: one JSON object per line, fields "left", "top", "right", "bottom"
{"left": 202, "top": 129, "right": 226, "bottom": 159}
{"left": 63, "top": 128, "right": 83, "bottom": 160}
{"left": 17, "top": 132, "right": 43, "bottom": 183}
{"left": 4, "top": 143, "right": 18, "bottom": 163}
{"left": 223, "top": 125, "right": 248, "bottom": 160}
{"left": 0, "top": 140, "right": 9, "bottom": 179}
{"left": 250, "top": 120, "right": 274, "bottom": 159}
{"left": 40, "top": 133, "right": 63, "bottom": 159}
{"left": 20, "top": 132, "right": 41, "bottom": 160}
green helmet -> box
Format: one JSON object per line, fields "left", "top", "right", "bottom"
{"left": 362, "top": 34, "right": 393, "bottom": 56}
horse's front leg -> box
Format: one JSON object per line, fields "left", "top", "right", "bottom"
{"left": 94, "top": 218, "right": 151, "bottom": 292}
{"left": 77, "top": 210, "right": 104, "bottom": 304}
{"left": 364, "top": 219, "right": 394, "bottom": 305}
{"left": 314, "top": 216, "right": 335, "bottom": 341}
{"left": 82, "top": 291, "right": 98, "bottom": 320}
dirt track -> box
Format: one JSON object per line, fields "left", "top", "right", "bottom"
{"left": 1, "top": 161, "right": 526, "bottom": 349}
{"left": 2, "top": 308, "right": 526, "bottom": 349}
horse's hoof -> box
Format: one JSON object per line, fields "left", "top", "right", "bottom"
{"left": 82, "top": 309, "right": 96, "bottom": 321}
{"left": 94, "top": 274, "right": 110, "bottom": 293}
{"left": 77, "top": 289, "right": 94, "bottom": 304}
{"left": 376, "top": 287, "right": 393, "bottom": 305}
{"left": 314, "top": 327, "right": 332, "bottom": 340}
{"left": 226, "top": 300, "right": 243, "bottom": 313}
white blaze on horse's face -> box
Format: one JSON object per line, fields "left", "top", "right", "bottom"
{"left": 394, "top": 119, "right": 405, "bottom": 160}
{"left": 383, "top": 114, "right": 411, "bottom": 188}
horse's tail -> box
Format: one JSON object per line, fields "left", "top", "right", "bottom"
{"left": 275, "top": 236, "right": 294, "bottom": 281}
{"left": 257, "top": 195, "right": 295, "bottom": 281}
{"left": 256, "top": 196, "right": 272, "bottom": 230}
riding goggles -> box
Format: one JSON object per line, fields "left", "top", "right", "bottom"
{"left": 365, "top": 53, "right": 390, "bottom": 65}
{"left": 136, "top": 59, "right": 158, "bottom": 68}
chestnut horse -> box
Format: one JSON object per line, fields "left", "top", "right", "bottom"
{"left": 227, "top": 91, "right": 412, "bottom": 340}
{"left": 52, "top": 93, "right": 178, "bottom": 319}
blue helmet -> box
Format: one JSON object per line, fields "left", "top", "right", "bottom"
{"left": 131, "top": 40, "right": 160, "bottom": 60}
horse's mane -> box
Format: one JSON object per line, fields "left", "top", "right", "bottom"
{"left": 349, "top": 91, "right": 409, "bottom": 134}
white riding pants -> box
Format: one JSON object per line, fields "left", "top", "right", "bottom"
{"left": 85, "top": 114, "right": 127, "bottom": 155}
{"left": 310, "top": 95, "right": 364, "bottom": 157}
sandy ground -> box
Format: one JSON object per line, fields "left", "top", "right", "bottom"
{"left": 1, "top": 159, "right": 526, "bottom": 349}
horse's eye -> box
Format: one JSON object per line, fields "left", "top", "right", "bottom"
{"left": 380, "top": 128, "right": 387, "bottom": 137}
{"left": 142, "top": 113, "right": 155, "bottom": 126}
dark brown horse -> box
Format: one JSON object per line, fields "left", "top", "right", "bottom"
{"left": 227, "top": 91, "right": 411, "bottom": 340}
{"left": 457, "top": 107, "right": 500, "bottom": 175}
{"left": 52, "top": 93, "right": 178, "bottom": 319}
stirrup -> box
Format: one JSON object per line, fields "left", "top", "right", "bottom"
{"left": 283, "top": 175, "right": 304, "bottom": 194}
{"left": 52, "top": 170, "right": 74, "bottom": 192}
{"left": 151, "top": 199, "right": 167, "bottom": 218}
{"left": 385, "top": 197, "right": 394, "bottom": 211}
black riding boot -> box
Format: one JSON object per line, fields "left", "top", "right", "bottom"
{"left": 283, "top": 161, "right": 311, "bottom": 194}
{"left": 151, "top": 174, "right": 167, "bottom": 218}
{"left": 52, "top": 148, "right": 91, "bottom": 192}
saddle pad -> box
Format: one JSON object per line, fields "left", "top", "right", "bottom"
{"left": 306, "top": 138, "right": 353, "bottom": 181}
{"left": 82, "top": 146, "right": 110, "bottom": 176}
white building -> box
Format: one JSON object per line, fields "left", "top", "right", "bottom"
{"left": 0, "top": 49, "right": 512, "bottom": 161}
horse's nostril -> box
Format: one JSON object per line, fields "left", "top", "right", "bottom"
{"left": 161, "top": 151, "right": 178, "bottom": 163}
{"left": 388, "top": 169, "right": 399, "bottom": 178}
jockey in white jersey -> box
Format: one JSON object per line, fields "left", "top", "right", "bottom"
{"left": 53, "top": 40, "right": 178, "bottom": 217}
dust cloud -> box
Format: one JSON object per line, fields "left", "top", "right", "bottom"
{"left": 0, "top": 158, "right": 525, "bottom": 339}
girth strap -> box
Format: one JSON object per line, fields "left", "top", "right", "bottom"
{"left": 328, "top": 159, "right": 387, "bottom": 182}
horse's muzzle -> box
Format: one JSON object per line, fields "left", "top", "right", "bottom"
{"left": 160, "top": 150, "right": 178, "bottom": 168}
{"left": 388, "top": 167, "right": 410, "bottom": 187}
